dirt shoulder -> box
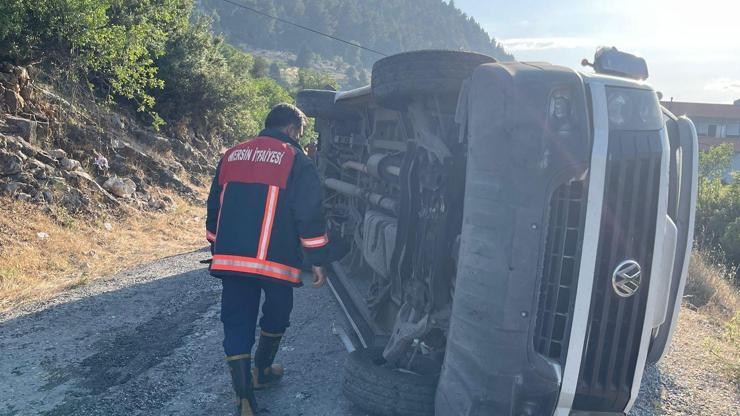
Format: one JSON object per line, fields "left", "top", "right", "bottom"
{"left": 0, "top": 195, "right": 205, "bottom": 313}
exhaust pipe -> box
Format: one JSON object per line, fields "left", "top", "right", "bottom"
{"left": 341, "top": 154, "right": 400, "bottom": 178}
{"left": 324, "top": 178, "right": 398, "bottom": 213}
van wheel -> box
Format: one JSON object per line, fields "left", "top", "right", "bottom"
{"left": 296, "top": 89, "right": 356, "bottom": 119}
{"left": 371, "top": 50, "right": 496, "bottom": 108}
{"left": 342, "top": 347, "right": 437, "bottom": 416}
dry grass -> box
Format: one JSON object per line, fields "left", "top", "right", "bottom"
{"left": 703, "top": 312, "right": 740, "bottom": 385}
{"left": 0, "top": 193, "right": 206, "bottom": 313}
{"left": 685, "top": 249, "right": 739, "bottom": 317}
{"left": 684, "top": 249, "right": 740, "bottom": 385}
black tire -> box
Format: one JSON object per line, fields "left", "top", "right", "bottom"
{"left": 371, "top": 50, "right": 496, "bottom": 108}
{"left": 296, "top": 89, "right": 356, "bottom": 119}
{"left": 342, "top": 347, "right": 437, "bottom": 416}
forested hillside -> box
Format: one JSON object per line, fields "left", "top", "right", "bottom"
{"left": 199, "top": 0, "right": 512, "bottom": 86}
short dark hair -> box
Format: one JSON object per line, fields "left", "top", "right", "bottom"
{"left": 264, "top": 103, "right": 307, "bottom": 130}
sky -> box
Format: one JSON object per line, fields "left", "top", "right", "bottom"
{"left": 455, "top": 0, "right": 740, "bottom": 104}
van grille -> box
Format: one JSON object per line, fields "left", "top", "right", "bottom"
{"left": 573, "top": 131, "right": 663, "bottom": 411}
{"left": 534, "top": 179, "right": 588, "bottom": 364}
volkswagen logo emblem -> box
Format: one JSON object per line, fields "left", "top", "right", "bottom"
{"left": 612, "top": 260, "right": 641, "bottom": 298}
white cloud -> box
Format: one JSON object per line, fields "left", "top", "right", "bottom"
{"left": 500, "top": 37, "right": 597, "bottom": 52}
{"left": 704, "top": 78, "right": 740, "bottom": 94}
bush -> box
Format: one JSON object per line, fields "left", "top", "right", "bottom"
{"left": 0, "top": 0, "right": 297, "bottom": 141}
{"left": 0, "top": 0, "right": 192, "bottom": 124}
{"left": 153, "top": 17, "right": 292, "bottom": 143}
{"left": 696, "top": 144, "right": 740, "bottom": 274}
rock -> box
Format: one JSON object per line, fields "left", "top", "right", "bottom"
{"left": 122, "top": 178, "right": 136, "bottom": 194}
{"left": 36, "top": 232, "right": 49, "bottom": 240}
{"left": 30, "top": 169, "right": 46, "bottom": 181}
{"left": 16, "top": 172, "right": 37, "bottom": 188}
{"left": 60, "top": 192, "right": 83, "bottom": 211}
{"left": 4, "top": 136, "right": 56, "bottom": 165}
{"left": 31, "top": 193, "right": 46, "bottom": 204}
{"left": 16, "top": 192, "right": 31, "bottom": 202}
{"left": 158, "top": 170, "right": 194, "bottom": 194}
{"left": 104, "top": 113, "right": 125, "bottom": 130}
{"left": 2, "top": 181, "right": 24, "bottom": 195}
{"left": 0, "top": 71, "right": 18, "bottom": 88}
{"left": 103, "top": 176, "right": 136, "bottom": 198}
{"left": 60, "top": 158, "right": 81, "bottom": 171}
{"left": 66, "top": 171, "right": 120, "bottom": 206}
{"left": 148, "top": 198, "right": 167, "bottom": 211}
{"left": 104, "top": 222, "right": 113, "bottom": 231}
{"left": 134, "top": 129, "right": 172, "bottom": 152}
{"left": 0, "top": 150, "right": 23, "bottom": 176}
{"left": 28, "top": 159, "right": 52, "bottom": 172}
{"left": 4, "top": 116, "right": 38, "bottom": 145}
{"left": 130, "top": 176, "right": 149, "bottom": 193}
{"left": 3, "top": 88, "right": 25, "bottom": 113}
{"left": 42, "top": 190, "right": 54, "bottom": 203}
{"left": 4, "top": 137, "right": 21, "bottom": 152}
{"left": 51, "top": 149, "right": 67, "bottom": 160}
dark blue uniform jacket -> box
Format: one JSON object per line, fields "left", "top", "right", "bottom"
{"left": 206, "top": 129, "right": 328, "bottom": 286}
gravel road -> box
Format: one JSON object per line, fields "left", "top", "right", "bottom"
{"left": 631, "top": 308, "right": 739, "bottom": 416}
{"left": 1, "top": 250, "right": 737, "bottom": 415}
{"left": 0, "top": 249, "right": 365, "bottom": 416}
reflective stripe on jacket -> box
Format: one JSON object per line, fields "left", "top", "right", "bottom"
{"left": 205, "top": 129, "right": 328, "bottom": 286}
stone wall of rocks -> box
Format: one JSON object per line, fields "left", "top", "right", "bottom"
{"left": 1, "top": 63, "right": 220, "bottom": 215}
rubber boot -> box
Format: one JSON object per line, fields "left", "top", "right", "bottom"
{"left": 226, "top": 354, "right": 258, "bottom": 416}
{"left": 252, "top": 330, "right": 285, "bottom": 389}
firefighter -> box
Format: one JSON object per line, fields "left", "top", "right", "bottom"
{"left": 205, "top": 104, "right": 328, "bottom": 416}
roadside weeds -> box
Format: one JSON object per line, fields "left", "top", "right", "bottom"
{"left": 684, "top": 249, "right": 739, "bottom": 390}
{"left": 0, "top": 194, "right": 206, "bottom": 313}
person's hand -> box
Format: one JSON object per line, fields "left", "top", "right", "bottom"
{"left": 311, "top": 265, "right": 326, "bottom": 288}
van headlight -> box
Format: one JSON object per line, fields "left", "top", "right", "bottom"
{"left": 606, "top": 87, "right": 662, "bottom": 130}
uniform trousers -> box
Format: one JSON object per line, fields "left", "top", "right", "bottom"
{"left": 220, "top": 276, "right": 294, "bottom": 357}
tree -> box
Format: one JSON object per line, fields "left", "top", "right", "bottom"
{"left": 344, "top": 66, "right": 360, "bottom": 88}
{"left": 269, "top": 62, "right": 283, "bottom": 83}
{"left": 250, "top": 56, "right": 269, "bottom": 78}
{"left": 198, "top": 0, "right": 514, "bottom": 68}
{"left": 358, "top": 68, "right": 369, "bottom": 86}
{"left": 295, "top": 45, "right": 315, "bottom": 68}
{"left": 296, "top": 68, "right": 337, "bottom": 91}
